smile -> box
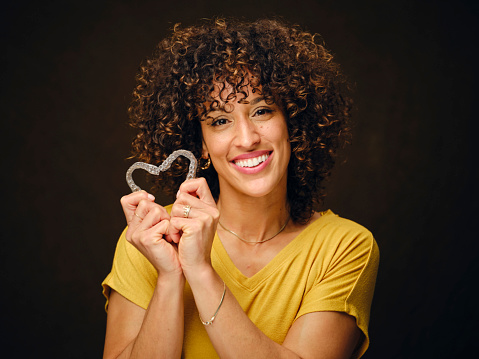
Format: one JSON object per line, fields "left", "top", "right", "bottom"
{"left": 234, "top": 153, "right": 270, "bottom": 168}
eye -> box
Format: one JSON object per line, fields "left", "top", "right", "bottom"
{"left": 253, "top": 108, "right": 274, "bottom": 117}
{"left": 211, "top": 117, "right": 229, "bottom": 127}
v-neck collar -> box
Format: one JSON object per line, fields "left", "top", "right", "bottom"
{"left": 212, "top": 210, "right": 334, "bottom": 291}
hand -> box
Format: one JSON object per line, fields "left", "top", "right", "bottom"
{"left": 120, "top": 191, "right": 182, "bottom": 277}
{"left": 168, "top": 178, "right": 219, "bottom": 277}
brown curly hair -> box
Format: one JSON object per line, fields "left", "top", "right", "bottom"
{"left": 128, "top": 18, "right": 352, "bottom": 224}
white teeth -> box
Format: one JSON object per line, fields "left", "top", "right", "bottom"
{"left": 235, "top": 154, "right": 269, "bottom": 168}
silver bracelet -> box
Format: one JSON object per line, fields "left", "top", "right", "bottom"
{"left": 200, "top": 281, "right": 226, "bottom": 325}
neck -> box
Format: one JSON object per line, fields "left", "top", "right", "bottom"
{"left": 216, "top": 189, "right": 290, "bottom": 244}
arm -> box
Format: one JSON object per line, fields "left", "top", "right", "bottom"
{"left": 171, "top": 179, "right": 362, "bottom": 359}
{"left": 284, "top": 311, "right": 361, "bottom": 359}
{"left": 186, "top": 267, "right": 360, "bottom": 359}
{"left": 103, "top": 191, "right": 185, "bottom": 358}
{"left": 103, "top": 274, "right": 184, "bottom": 359}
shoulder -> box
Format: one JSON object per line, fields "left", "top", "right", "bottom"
{"left": 102, "top": 227, "right": 158, "bottom": 311}
{"left": 303, "top": 210, "right": 379, "bottom": 260}
{"left": 307, "top": 210, "right": 374, "bottom": 242}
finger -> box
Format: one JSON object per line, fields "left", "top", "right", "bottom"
{"left": 172, "top": 192, "right": 218, "bottom": 218}
{"left": 178, "top": 178, "right": 216, "bottom": 206}
{"left": 137, "top": 203, "right": 170, "bottom": 229}
{"left": 120, "top": 190, "right": 155, "bottom": 223}
{"left": 127, "top": 201, "right": 170, "bottom": 241}
{"left": 148, "top": 219, "right": 170, "bottom": 243}
{"left": 166, "top": 221, "right": 182, "bottom": 244}
{"left": 133, "top": 201, "right": 172, "bottom": 232}
{"left": 171, "top": 201, "right": 194, "bottom": 219}
{"left": 130, "top": 219, "right": 170, "bottom": 252}
{"left": 168, "top": 215, "right": 213, "bottom": 243}
{"left": 168, "top": 216, "right": 191, "bottom": 242}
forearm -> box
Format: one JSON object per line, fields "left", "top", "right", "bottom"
{"left": 186, "top": 267, "right": 300, "bottom": 359}
{"left": 119, "top": 274, "right": 185, "bottom": 359}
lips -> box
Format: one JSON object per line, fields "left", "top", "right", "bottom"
{"left": 234, "top": 153, "right": 270, "bottom": 168}
{"left": 230, "top": 150, "right": 273, "bottom": 174}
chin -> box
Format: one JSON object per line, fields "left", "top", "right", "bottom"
{"left": 238, "top": 179, "right": 285, "bottom": 198}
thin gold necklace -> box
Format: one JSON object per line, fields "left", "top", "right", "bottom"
{"left": 218, "top": 216, "right": 290, "bottom": 244}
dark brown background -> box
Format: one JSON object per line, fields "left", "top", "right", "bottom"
{"left": 1, "top": 0, "right": 477, "bottom": 357}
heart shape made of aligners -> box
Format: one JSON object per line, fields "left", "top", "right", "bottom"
{"left": 126, "top": 149, "right": 198, "bottom": 192}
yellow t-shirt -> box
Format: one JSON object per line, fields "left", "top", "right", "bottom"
{"left": 102, "top": 209, "right": 379, "bottom": 358}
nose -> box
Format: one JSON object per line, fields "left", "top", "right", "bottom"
{"left": 234, "top": 117, "right": 261, "bottom": 148}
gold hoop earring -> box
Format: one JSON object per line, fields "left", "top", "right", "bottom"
{"left": 201, "top": 157, "right": 211, "bottom": 170}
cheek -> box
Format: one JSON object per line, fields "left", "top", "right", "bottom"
{"left": 269, "top": 123, "right": 289, "bottom": 145}
{"left": 202, "top": 134, "right": 229, "bottom": 158}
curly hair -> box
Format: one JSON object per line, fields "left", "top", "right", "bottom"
{"left": 128, "top": 18, "right": 352, "bottom": 224}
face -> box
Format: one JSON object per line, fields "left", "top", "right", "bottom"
{"left": 200, "top": 88, "right": 291, "bottom": 200}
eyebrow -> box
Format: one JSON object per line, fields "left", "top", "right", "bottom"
{"left": 249, "top": 96, "right": 265, "bottom": 106}
{"left": 205, "top": 96, "right": 266, "bottom": 116}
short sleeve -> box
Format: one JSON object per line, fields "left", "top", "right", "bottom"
{"left": 296, "top": 223, "right": 379, "bottom": 358}
{"left": 101, "top": 227, "right": 158, "bottom": 311}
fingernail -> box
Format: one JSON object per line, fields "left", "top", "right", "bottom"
{"left": 148, "top": 193, "right": 155, "bottom": 200}
{"left": 176, "top": 189, "right": 180, "bottom": 198}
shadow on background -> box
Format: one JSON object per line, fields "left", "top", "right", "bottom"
{"left": 1, "top": 0, "right": 477, "bottom": 357}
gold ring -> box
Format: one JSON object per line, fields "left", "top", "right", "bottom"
{"left": 183, "top": 205, "right": 191, "bottom": 218}
{"left": 134, "top": 212, "right": 144, "bottom": 220}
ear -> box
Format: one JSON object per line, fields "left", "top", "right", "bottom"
{"left": 201, "top": 139, "right": 209, "bottom": 159}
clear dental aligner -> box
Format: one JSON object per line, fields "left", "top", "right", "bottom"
{"left": 126, "top": 149, "right": 198, "bottom": 192}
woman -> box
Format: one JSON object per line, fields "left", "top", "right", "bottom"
{"left": 102, "top": 18, "right": 379, "bottom": 359}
